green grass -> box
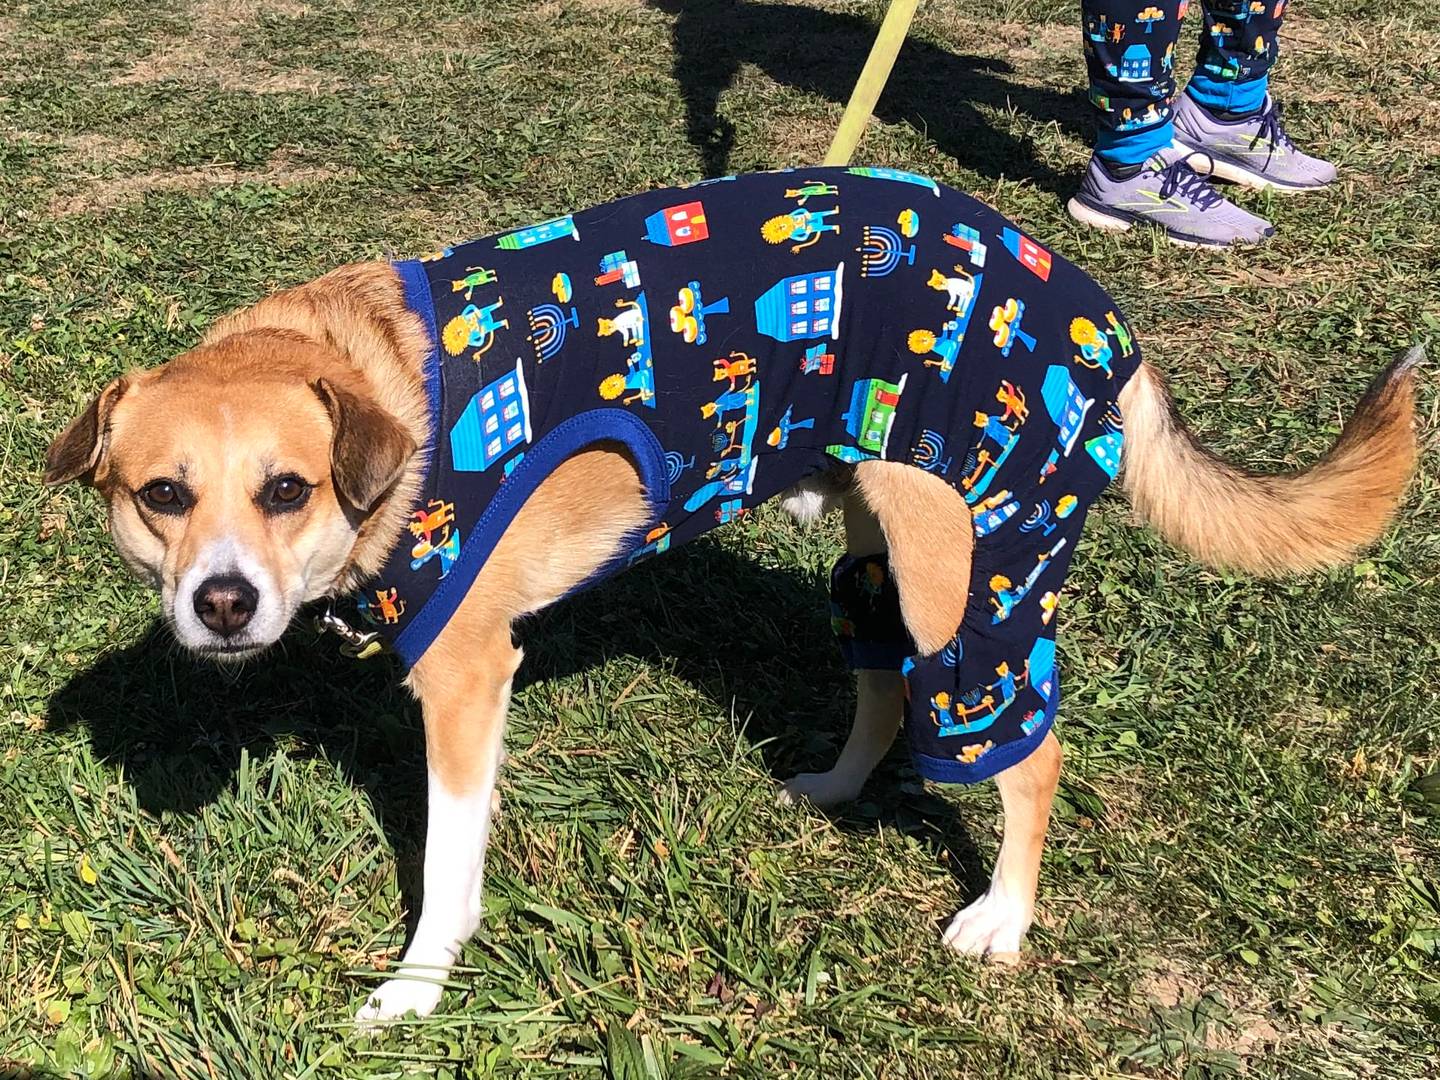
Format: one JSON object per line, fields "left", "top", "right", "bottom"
{"left": 3, "top": 0, "right": 1439, "bottom": 1076}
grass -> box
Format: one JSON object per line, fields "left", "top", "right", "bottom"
{"left": 2, "top": 0, "right": 1439, "bottom": 1075}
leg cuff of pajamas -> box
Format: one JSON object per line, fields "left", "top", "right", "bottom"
{"left": 1095, "top": 118, "right": 1175, "bottom": 166}
{"left": 840, "top": 638, "right": 915, "bottom": 671}
{"left": 1185, "top": 73, "right": 1268, "bottom": 118}
{"left": 909, "top": 696, "right": 1056, "bottom": 785}
{"left": 900, "top": 629, "right": 1062, "bottom": 786}
{"left": 830, "top": 553, "right": 912, "bottom": 672}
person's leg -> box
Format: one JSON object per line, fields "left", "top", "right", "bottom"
{"left": 1187, "top": 0, "right": 1284, "bottom": 119}
{"left": 1070, "top": 1, "right": 1275, "bottom": 246}
{"left": 1081, "top": 0, "right": 1185, "bottom": 168}
{"left": 1172, "top": 0, "right": 1336, "bottom": 191}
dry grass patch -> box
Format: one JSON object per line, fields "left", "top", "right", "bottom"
{"left": 749, "top": 102, "right": 842, "bottom": 167}
{"left": 2, "top": 129, "right": 147, "bottom": 166}
{"left": 48, "top": 151, "right": 354, "bottom": 215}
{"left": 1136, "top": 964, "right": 1291, "bottom": 1060}
{"left": 991, "top": 22, "right": 1077, "bottom": 61}
{"left": 1285, "top": 17, "right": 1440, "bottom": 139}
{"left": 111, "top": 0, "right": 338, "bottom": 93}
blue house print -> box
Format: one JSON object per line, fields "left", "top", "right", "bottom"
{"left": 1041, "top": 365, "right": 1093, "bottom": 458}
{"left": 1086, "top": 430, "right": 1124, "bottom": 478}
{"left": 754, "top": 263, "right": 845, "bottom": 342}
{"left": 1119, "top": 44, "right": 1152, "bottom": 82}
{"left": 450, "top": 358, "right": 533, "bottom": 472}
{"left": 495, "top": 215, "right": 578, "bottom": 251}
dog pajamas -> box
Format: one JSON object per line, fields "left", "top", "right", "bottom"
{"left": 362, "top": 167, "right": 1140, "bottom": 783}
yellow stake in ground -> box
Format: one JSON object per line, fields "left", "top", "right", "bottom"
{"left": 822, "top": 0, "right": 922, "bottom": 166}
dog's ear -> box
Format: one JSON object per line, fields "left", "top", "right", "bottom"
{"left": 311, "top": 377, "right": 416, "bottom": 512}
{"left": 45, "top": 377, "right": 129, "bottom": 486}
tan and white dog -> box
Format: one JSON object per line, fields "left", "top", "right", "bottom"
{"left": 45, "top": 260, "right": 1420, "bottom": 1024}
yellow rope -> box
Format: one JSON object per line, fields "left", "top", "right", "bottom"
{"left": 822, "top": 0, "right": 922, "bottom": 166}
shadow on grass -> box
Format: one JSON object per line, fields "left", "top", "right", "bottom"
{"left": 46, "top": 542, "right": 987, "bottom": 930}
{"left": 649, "top": 0, "right": 1089, "bottom": 196}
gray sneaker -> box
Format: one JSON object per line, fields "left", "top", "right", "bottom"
{"left": 1172, "top": 93, "right": 1337, "bottom": 193}
{"left": 1067, "top": 146, "right": 1275, "bottom": 249}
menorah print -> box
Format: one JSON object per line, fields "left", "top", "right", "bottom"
{"left": 856, "top": 224, "right": 917, "bottom": 278}
{"left": 911, "top": 428, "right": 952, "bottom": 474}
{"left": 527, "top": 302, "right": 580, "bottom": 362}
{"left": 664, "top": 450, "right": 696, "bottom": 484}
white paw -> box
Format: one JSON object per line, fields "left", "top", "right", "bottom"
{"left": 942, "top": 889, "right": 1031, "bottom": 962}
{"left": 776, "top": 771, "right": 862, "bottom": 808}
{"left": 354, "top": 976, "right": 445, "bottom": 1029}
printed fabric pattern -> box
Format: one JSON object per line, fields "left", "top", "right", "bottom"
{"left": 1084, "top": 0, "right": 1288, "bottom": 160}
{"left": 361, "top": 167, "right": 1141, "bottom": 783}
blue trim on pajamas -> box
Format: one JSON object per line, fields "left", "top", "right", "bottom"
{"left": 395, "top": 259, "right": 444, "bottom": 426}
{"left": 1185, "top": 73, "right": 1268, "bottom": 117}
{"left": 393, "top": 409, "right": 670, "bottom": 666}
{"left": 910, "top": 695, "right": 1056, "bottom": 785}
{"left": 1095, "top": 119, "right": 1174, "bottom": 165}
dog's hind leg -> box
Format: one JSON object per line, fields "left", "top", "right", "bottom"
{"left": 942, "top": 730, "right": 1060, "bottom": 960}
{"left": 777, "top": 471, "right": 910, "bottom": 807}
{"left": 779, "top": 462, "right": 974, "bottom": 806}
{"left": 784, "top": 463, "right": 1056, "bottom": 958}
{"left": 853, "top": 462, "right": 1056, "bottom": 960}
{"left": 776, "top": 670, "right": 903, "bottom": 807}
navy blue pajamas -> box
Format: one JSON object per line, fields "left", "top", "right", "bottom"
{"left": 1084, "top": 0, "right": 1288, "bottom": 163}
{"left": 363, "top": 168, "right": 1140, "bottom": 784}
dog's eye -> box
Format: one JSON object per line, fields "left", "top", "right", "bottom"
{"left": 273, "top": 477, "right": 305, "bottom": 503}
{"left": 262, "top": 475, "right": 311, "bottom": 512}
{"left": 139, "top": 480, "right": 188, "bottom": 514}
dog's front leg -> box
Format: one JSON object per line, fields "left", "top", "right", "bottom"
{"left": 943, "top": 730, "right": 1060, "bottom": 959}
{"left": 354, "top": 446, "right": 659, "bottom": 1025}
{"left": 356, "top": 622, "right": 520, "bottom": 1025}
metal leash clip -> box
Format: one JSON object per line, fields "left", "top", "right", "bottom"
{"left": 314, "top": 603, "right": 385, "bottom": 660}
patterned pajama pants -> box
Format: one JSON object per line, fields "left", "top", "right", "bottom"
{"left": 1083, "top": 0, "right": 1288, "bottom": 163}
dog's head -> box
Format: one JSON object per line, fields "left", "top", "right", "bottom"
{"left": 45, "top": 329, "right": 416, "bottom": 661}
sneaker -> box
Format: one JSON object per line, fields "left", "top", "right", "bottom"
{"left": 1172, "top": 93, "right": 1337, "bottom": 193}
{"left": 1066, "top": 146, "right": 1275, "bottom": 249}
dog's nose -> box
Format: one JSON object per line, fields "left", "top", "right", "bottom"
{"left": 193, "top": 575, "right": 259, "bottom": 637}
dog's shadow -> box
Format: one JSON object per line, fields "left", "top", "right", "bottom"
{"left": 648, "top": 0, "right": 1089, "bottom": 196}
{"left": 46, "top": 543, "right": 987, "bottom": 929}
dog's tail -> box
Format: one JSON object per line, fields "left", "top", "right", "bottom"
{"left": 1118, "top": 349, "right": 1422, "bottom": 575}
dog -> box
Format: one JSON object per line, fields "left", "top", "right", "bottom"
{"left": 44, "top": 167, "right": 1419, "bottom": 1025}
